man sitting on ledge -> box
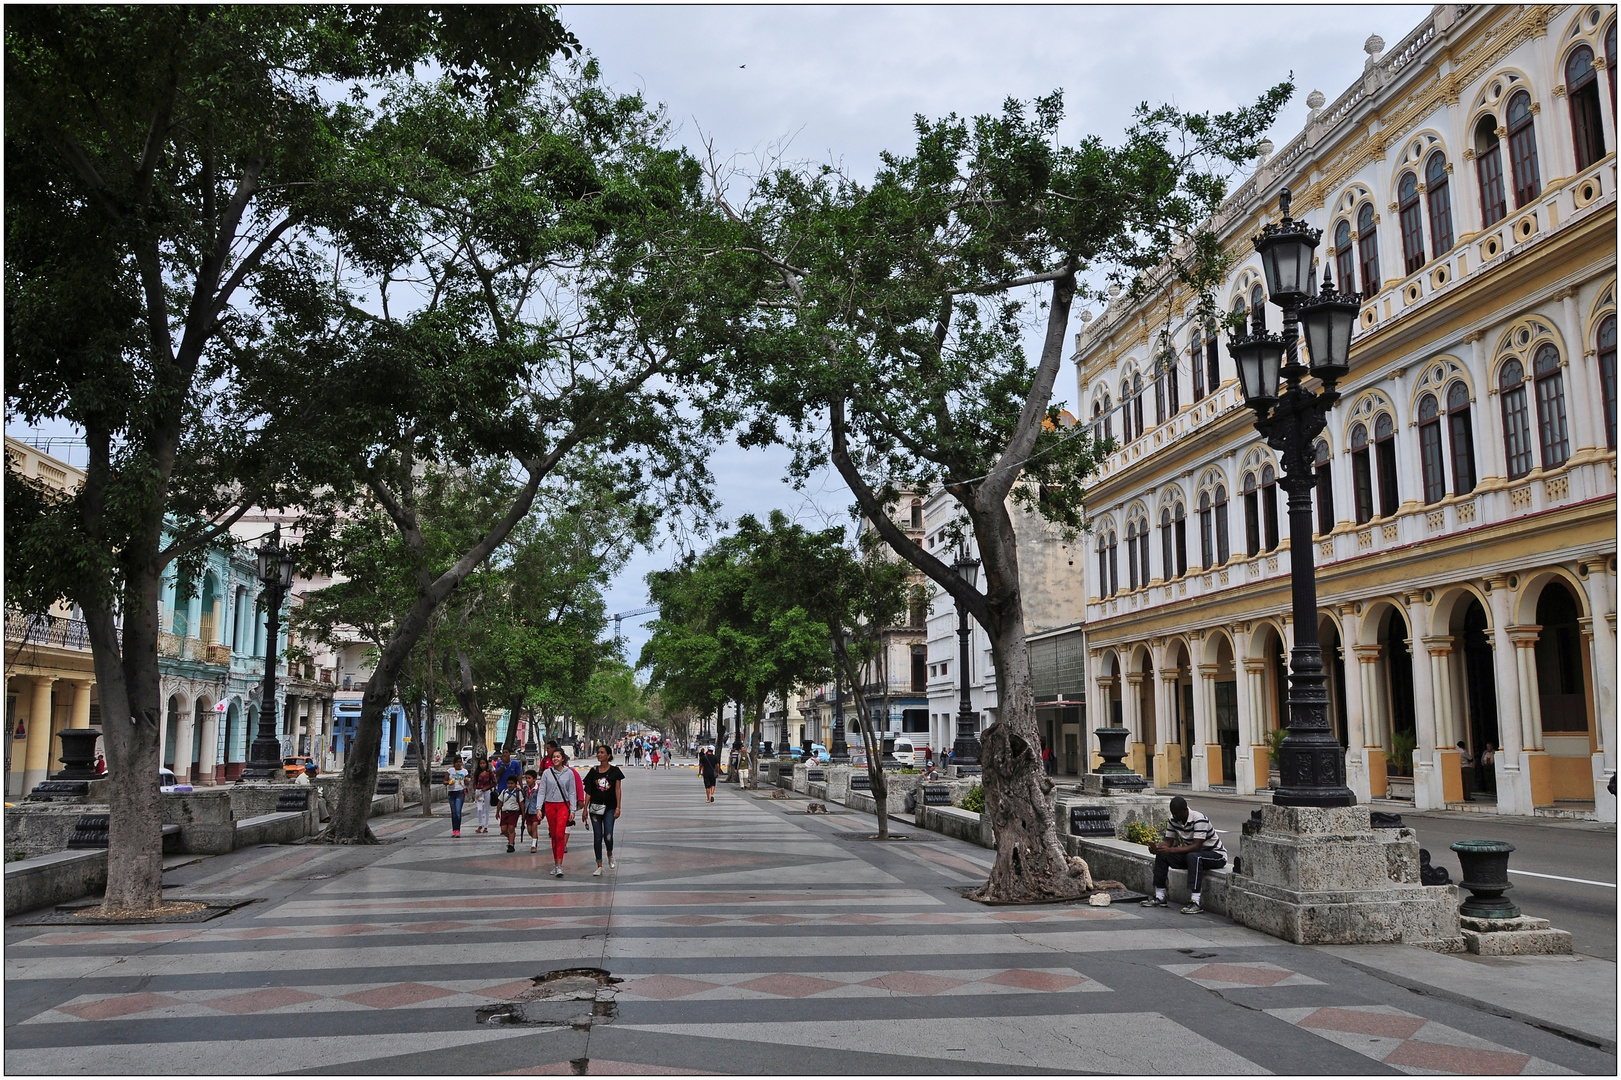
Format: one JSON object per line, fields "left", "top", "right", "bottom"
{"left": 1141, "top": 795, "right": 1227, "bottom": 915}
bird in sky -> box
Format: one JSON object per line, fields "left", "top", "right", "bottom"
{"left": 739, "top": 64, "right": 745, "bottom": 68}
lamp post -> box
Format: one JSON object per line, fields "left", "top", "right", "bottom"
{"left": 1227, "top": 186, "right": 1360, "bottom": 808}
{"left": 950, "top": 545, "right": 982, "bottom": 768}
{"left": 829, "top": 656, "right": 849, "bottom": 763}
{"left": 239, "top": 524, "right": 296, "bottom": 781}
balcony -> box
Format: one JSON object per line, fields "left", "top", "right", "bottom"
{"left": 5, "top": 613, "right": 90, "bottom": 651}
{"left": 157, "top": 632, "right": 230, "bottom": 665}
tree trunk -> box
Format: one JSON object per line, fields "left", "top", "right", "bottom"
{"left": 835, "top": 638, "right": 889, "bottom": 839}
{"left": 415, "top": 697, "right": 435, "bottom": 816}
{"left": 453, "top": 649, "right": 485, "bottom": 751}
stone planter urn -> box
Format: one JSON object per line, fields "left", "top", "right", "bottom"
{"left": 1451, "top": 840, "right": 1520, "bottom": 919}
{"left": 52, "top": 729, "right": 103, "bottom": 780}
{"left": 1093, "top": 727, "right": 1133, "bottom": 775}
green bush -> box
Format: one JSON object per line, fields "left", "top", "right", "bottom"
{"left": 1390, "top": 731, "right": 1417, "bottom": 776}
{"left": 1121, "top": 820, "right": 1163, "bottom": 846}
{"left": 1266, "top": 727, "right": 1288, "bottom": 769}
{"left": 957, "top": 783, "right": 985, "bottom": 813}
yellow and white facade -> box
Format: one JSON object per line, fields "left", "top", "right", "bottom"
{"left": 1074, "top": 5, "right": 1617, "bottom": 819}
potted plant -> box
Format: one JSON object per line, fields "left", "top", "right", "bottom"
{"left": 1386, "top": 732, "right": 1417, "bottom": 800}
{"left": 1266, "top": 727, "right": 1287, "bottom": 789}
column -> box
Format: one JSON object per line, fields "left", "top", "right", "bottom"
{"left": 1094, "top": 674, "right": 1117, "bottom": 772}
{"left": 1406, "top": 599, "right": 1441, "bottom": 809}
{"left": 1241, "top": 658, "right": 1269, "bottom": 794}
{"left": 1160, "top": 671, "right": 1182, "bottom": 784}
{"left": 1354, "top": 645, "right": 1388, "bottom": 797}
{"left": 1193, "top": 661, "right": 1218, "bottom": 789}
{"left": 197, "top": 705, "right": 219, "bottom": 786}
{"left": 1423, "top": 636, "right": 1463, "bottom": 805}
{"left": 9, "top": 677, "right": 34, "bottom": 797}
{"left": 22, "top": 677, "right": 56, "bottom": 793}
{"left": 1580, "top": 567, "right": 1617, "bottom": 819}
{"left": 1558, "top": 289, "right": 1603, "bottom": 454}
{"left": 69, "top": 680, "right": 92, "bottom": 729}
{"left": 1231, "top": 627, "right": 1253, "bottom": 794}
{"left": 1486, "top": 577, "right": 1527, "bottom": 813}
{"left": 1510, "top": 625, "right": 1552, "bottom": 808}
{"left": 173, "top": 702, "right": 195, "bottom": 785}
{"left": 1339, "top": 609, "right": 1369, "bottom": 801}
{"left": 1467, "top": 333, "right": 1506, "bottom": 484}
{"left": 1124, "top": 671, "right": 1146, "bottom": 777}
{"left": 1149, "top": 640, "right": 1170, "bottom": 784}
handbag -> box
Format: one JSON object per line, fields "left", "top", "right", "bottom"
{"left": 589, "top": 802, "right": 608, "bottom": 818}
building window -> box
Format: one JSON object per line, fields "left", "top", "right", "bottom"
{"left": 909, "top": 499, "right": 923, "bottom": 529}
{"left": 1136, "top": 514, "right": 1151, "bottom": 586}
{"left": 1190, "top": 328, "right": 1206, "bottom": 401}
{"left": 1506, "top": 91, "right": 1541, "bottom": 208}
{"left": 1351, "top": 422, "right": 1375, "bottom": 524}
{"left": 1249, "top": 283, "right": 1264, "bottom": 313}
{"left": 1132, "top": 372, "right": 1144, "bottom": 439}
{"left": 1533, "top": 343, "right": 1569, "bottom": 469}
{"left": 1356, "top": 203, "right": 1380, "bottom": 299}
{"left": 1107, "top": 530, "right": 1118, "bottom": 596}
{"left": 1214, "top": 484, "right": 1230, "bottom": 565}
{"left": 1608, "top": 21, "right": 1617, "bottom": 110}
{"left": 1334, "top": 220, "right": 1356, "bottom": 298}
{"left": 1153, "top": 367, "right": 1166, "bottom": 426}
{"left": 1475, "top": 115, "right": 1507, "bottom": 227}
{"left": 1205, "top": 324, "right": 1221, "bottom": 392}
{"left": 1398, "top": 171, "right": 1425, "bottom": 274}
{"left": 1199, "top": 491, "right": 1214, "bottom": 569}
{"left": 1500, "top": 358, "right": 1533, "bottom": 479}
{"left": 1243, "top": 472, "right": 1261, "bottom": 558}
{"left": 1312, "top": 439, "right": 1335, "bottom": 535}
{"left": 1418, "top": 393, "right": 1446, "bottom": 504}
{"left": 1165, "top": 357, "right": 1179, "bottom": 416}
{"left": 1446, "top": 381, "right": 1477, "bottom": 495}
{"left": 1125, "top": 519, "right": 1140, "bottom": 590}
{"left": 1100, "top": 393, "right": 1112, "bottom": 442}
{"left": 911, "top": 646, "right": 927, "bottom": 693}
{"left": 1374, "top": 412, "right": 1400, "bottom": 517}
{"left": 1119, "top": 378, "right": 1134, "bottom": 443}
{"left": 1567, "top": 46, "right": 1606, "bottom": 171}
{"left": 1172, "top": 502, "right": 1187, "bottom": 576}
{"left": 1261, "top": 463, "right": 1279, "bottom": 550}
{"left": 1160, "top": 507, "right": 1175, "bottom": 581}
{"left": 1425, "top": 152, "right": 1453, "bottom": 256}
{"left": 1598, "top": 313, "right": 1617, "bottom": 451}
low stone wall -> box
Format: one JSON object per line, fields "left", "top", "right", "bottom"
{"left": 3, "top": 849, "right": 108, "bottom": 916}
{"left": 1065, "top": 835, "right": 1231, "bottom": 912}
{"left": 916, "top": 804, "right": 994, "bottom": 847}
{"left": 5, "top": 803, "right": 107, "bottom": 860}
{"left": 234, "top": 812, "right": 310, "bottom": 848}
{"left": 162, "top": 789, "right": 236, "bottom": 855}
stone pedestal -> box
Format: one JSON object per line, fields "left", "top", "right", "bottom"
{"left": 1226, "top": 804, "right": 1460, "bottom": 946}
{"left": 1055, "top": 789, "right": 1172, "bottom": 839}
{"left": 1458, "top": 914, "right": 1574, "bottom": 955}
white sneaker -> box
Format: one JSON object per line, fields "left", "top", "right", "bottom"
{"left": 592, "top": 866, "right": 603, "bottom": 876}
{"left": 609, "top": 859, "right": 616, "bottom": 869}
{"left": 530, "top": 844, "right": 538, "bottom": 853}
{"left": 550, "top": 866, "right": 562, "bottom": 877}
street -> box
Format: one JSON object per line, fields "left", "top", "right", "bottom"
{"left": 1186, "top": 793, "right": 1619, "bottom": 961}
{"left": 4, "top": 768, "right": 1614, "bottom": 1075}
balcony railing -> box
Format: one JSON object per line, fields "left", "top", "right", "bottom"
{"left": 157, "top": 631, "right": 230, "bottom": 665}
{"left": 5, "top": 613, "right": 90, "bottom": 650}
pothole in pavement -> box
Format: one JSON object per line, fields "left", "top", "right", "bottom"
{"left": 475, "top": 967, "right": 621, "bottom": 1029}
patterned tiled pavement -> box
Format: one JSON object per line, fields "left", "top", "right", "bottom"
{"left": 4, "top": 769, "right": 1615, "bottom": 1074}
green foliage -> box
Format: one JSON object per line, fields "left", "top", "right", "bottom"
{"left": 957, "top": 784, "right": 985, "bottom": 813}
{"left": 1122, "top": 820, "right": 1163, "bottom": 846}
{"left": 1266, "top": 726, "right": 1289, "bottom": 769}
{"left": 1390, "top": 731, "right": 1417, "bottom": 777}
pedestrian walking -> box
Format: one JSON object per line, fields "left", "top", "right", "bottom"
{"left": 445, "top": 758, "right": 469, "bottom": 837}
{"left": 472, "top": 761, "right": 495, "bottom": 833}
{"left": 586, "top": 744, "right": 625, "bottom": 876}
{"left": 539, "top": 748, "right": 580, "bottom": 876}
{"left": 497, "top": 778, "right": 525, "bottom": 853}
{"left": 699, "top": 746, "right": 718, "bottom": 802}
{"left": 521, "top": 770, "right": 542, "bottom": 853}
{"left": 1142, "top": 795, "right": 1227, "bottom": 915}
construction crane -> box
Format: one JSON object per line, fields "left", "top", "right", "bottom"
{"left": 612, "top": 606, "right": 658, "bottom": 643}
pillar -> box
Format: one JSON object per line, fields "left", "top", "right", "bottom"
{"left": 1160, "top": 671, "right": 1182, "bottom": 784}
{"left": 1241, "top": 658, "right": 1268, "bottom": 794}
{"left": 1124, "top": 670, "right": 1146, "bottom": 776}
{"left": 1486, "top": 577, "right": 1526, "bottom": 813}
{"left": 1407, "top": 600, "right": 1441, "bottom": 809}
{"left": 1194, "top": 661, "right": 1220, "bottom": 789}
{"left": 22, "top": 677, "right": 56, "bottom": 793}
{"left": 68, "top": 679, "right": 92, "bottom": 729}
{"left": 196, "top": 707, "right": 219, "bottom": 786}
{"left": 1094, "top": 673, "right": 1117, "bottom": 771}
{"left": 1354, "top": 645, "right": 1388, "bottom": 797}
{"left": 1423, "top": 636, "right": 1463, "bottom": 805}
{"left": 173, "top": 702, "right": 195, "bottom": 784}
{"left": 1510, "top": 625, "right": 1553, "bottom": 808}
{"left": 1339, "top": 608, "right": 1369, "bottom": 801}
{"left": 1580, "top": 566, "right": 1617, "bottom": 819}
{"left": 9, "top": 677, "right": 34, "bottom": 797}
{"left": 1557, "top": 289, "right": 1603, "bottom": 454}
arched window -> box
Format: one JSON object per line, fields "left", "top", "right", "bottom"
{"left": 1101, "top": 393, "right": 1113, "bottom": 442}
{"left": 1334, "top": 219, "right": 1356, "bottom": 297}
{"left": 909, "top": 499, "right": 923, "bottom": 530}
{"left": 1446, "top": 381, "right": 1477, "bottom": 495}
{"left": 1598, "top": 313, "right": 1617, "bottom": 451}
{"left": 1475, "top": 115, "right": 1507, "bottom": 227}
{"left": 1165, "top": 355, "right": 1179, "bottom": 416}
{"left": 1107, "top": 529, "right": 1118, "bottom": 596}
{"left": 1260, "top": 463, "right": 1279, "bottom": 550}
{"left": 1190, "top": 328, "right": 1206, "bottom": 401}
{"left": 1119, "top": 378, "right": 1134, "bottom": 442}
{"left": 1608, "top": 21, "right": 1617, "bottom": 109}
{"left": 1500, "top": 358, "right": 1533, "bottom": 479}
{"left": 1567, "top": 46, "right": 1606, "bottom": 171}
{"left": 1125, "top": 519, "right": 1139, "bottom": 590}
{"left": 1351, "top": 422, "right": 1375, "bottom": 523}
{"left": 1506, "top": 90, "right": 1541, "bottom": 207}
{"left": 1533, "top": 343, "right": 1569, "bottom": 469}
{"left": 1398, "top": 171, "right": 1425, "bottom": 274}
{"left": 1374, "top": 412, "right": 1400, "bottom": 517}
{"left": 1243, "top": 472, "right": 1261, "bottom": 557}
{"left": 1249, "top": 283, "right": 1264, "bottom": 313}
{"left": 1205, "top": 322, "right": 1221, "bottom": 392}
{"left": 1312, "top": 439, "right": 1335, "bottom": 535}
{"left": 1356, "top": 203, "right": 1380, "bottom": 299}
{"left": 1418, "top": 393, "right": 1446, "bottom": 504}
{"left": 1425, "top": 152, "right": 1454, "bottom": 256}
{"left": 1160, "top": 507, "right": 1177, "bottom": 581}
{"left": 1153, "top": 366, "right": 1166, "bottom": 426}
{"left": 1136, "top": 514, "right": 1151, "bottom": 585}
{"left": 1172, "top": 502, "right": 1187, "bottom": 576}
{"left": 1199, "top": 491, "right": 1214, "bottom": 569}
{"left": 1096, "top": 533, "right": 1110, "bottom": 598}
{"left": 1131, "top": 372, "right": 1144, "bottom": 437}
{"left": 1214, "top": 484, "right": 1230, "bottom": 564}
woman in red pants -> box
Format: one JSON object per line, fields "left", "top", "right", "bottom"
{"left": 538, "top": 747, "right": 581, "bottom": 877}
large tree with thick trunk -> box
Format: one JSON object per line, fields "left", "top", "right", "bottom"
{"left": 4, "top": 6, "right": 575, "bottom": 911}
{"left": 264, "top": 63, "right": 748, "bottom": 842}
{"left": 715, "top": 87, "right": 1290, "bottom": 901}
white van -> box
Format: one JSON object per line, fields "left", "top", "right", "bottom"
{"left": 891, "top": 739, "right": 916, "bottom": 766}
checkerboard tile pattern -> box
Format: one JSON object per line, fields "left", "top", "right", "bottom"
{"left": 614, "top": 967, "right": 1107, "bottom": 1001}
{"left": 1161, "top": 961, "right": 1323, "bottom": 990}
{"left": 1267, "top": 1005, "right": 1576, "bottom": 1075}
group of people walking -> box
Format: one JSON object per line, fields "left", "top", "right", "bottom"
{"left": 443, "top": 743, "right": 625, "bottom": 878}
{"left": 617, "top": 736, "right": 673, "bottom": 768}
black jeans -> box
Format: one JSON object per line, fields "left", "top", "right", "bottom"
{"left": 1153, "top": 850, "right": 1226, "bottom": 893}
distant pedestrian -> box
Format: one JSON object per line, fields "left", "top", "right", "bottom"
{"left": 472, "top": 761, "right": 495, "bottom": 833}
{"left": 540, "top": 748, "right": 580, "bottom": 876}
{"left": 497, "top": 777, "right": 525, "bottom": 853}
{"left": 1142, "top": 795, "right": 1227, "bottom": 915}
{"left": 95, "top": 753, "right": 107, "bottom": 775}
{"left": 699, "top": 747, "right": 718, "bottom": 802}
{"left": 587, "top": 745, "right": 625, "bottom": 876}
{"left": 445, "top": 758, "right": 469, "bottom": 837}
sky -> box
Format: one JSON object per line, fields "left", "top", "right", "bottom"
{"left": 558, "top": 3, "right": 1432, "bottom": 667}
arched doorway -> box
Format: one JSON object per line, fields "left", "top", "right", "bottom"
{"left": 1534, "top": 580, "right": 1593, "bottom": 802}
{"left": 1319, "top": 614, "right": 1349, "bottom": 749}
{"left": 1136, "top": 649, "right": 1156, "bottom": 780}
{"left": 1380, "top": 609, "right": 1418, "bottom": 793}
{"left": 1456, "top": 597, "right": 1499, "bottom": 799}
{"left": 164, "top": 695, "right": 181, "bottom": 770}
{"left": 1211, "top": 635, "right": 1238, "bottom": 784}
{"left": 224, "top": 701, "right": 243, "bottom": 781}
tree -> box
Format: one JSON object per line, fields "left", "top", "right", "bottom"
{"left": 4, "top": 6, "right": 574, "bottom": 911}
{"left": 715, "top": 86, "right": 1290, "bottom": 900}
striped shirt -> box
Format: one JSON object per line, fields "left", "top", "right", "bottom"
{"left": 1165, "top": 809, "right": 1226, "bottom": 858}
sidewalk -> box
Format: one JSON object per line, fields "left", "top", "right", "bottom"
{"left": 4, "top": 772, "right": 1615, "bottom": 1075}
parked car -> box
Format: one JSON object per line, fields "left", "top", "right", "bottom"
{"left": 891, "top": 739, "right": 916, "bottom": 766}
{"left": 282, "top": 756, "right": 306, "bottom": 778}
{"left": 158, "top": 768, "right": 178, "bottom": 791}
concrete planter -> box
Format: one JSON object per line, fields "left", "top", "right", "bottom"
{"left": 915, "top": 804, "right": 994, "bottom": 848}
{"left": 3, "top": 849, "right": 107, "bottom": 916}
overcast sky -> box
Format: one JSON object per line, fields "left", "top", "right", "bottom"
{"left": 561, "top": 3, "right": 1432, "bottom": 667}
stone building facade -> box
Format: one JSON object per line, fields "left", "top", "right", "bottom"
{"left": 1073, "top": 4, "right": 1616, "bottom": 818}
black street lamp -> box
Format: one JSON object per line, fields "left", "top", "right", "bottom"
{"left": 1228, "top": 186, "right": 1360, "bottom": 808}
{"left": 239, "top": 524, "right": 296, "bottom": 781}
{"left": 829, "top": 652, "right": 849, "bottom": 763}
{"left": 950, "top": 545, "right": 982, "bottom": 769}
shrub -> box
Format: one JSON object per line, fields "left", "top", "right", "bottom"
{"left": 957, "top": 783, "right": 985, "bottom": 813}
{"left": 1266, "top": 727, "right": 1288, "bottom": 769}
{"left": 1390, "top": 731, "right": 1417, "bottom": 776}
{"left": 1121, "top": 820, "right": 1163, "bottom": 846}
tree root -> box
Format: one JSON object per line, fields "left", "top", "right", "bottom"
{"left": 313, "top": 827, "right": 380, "bottom": 845}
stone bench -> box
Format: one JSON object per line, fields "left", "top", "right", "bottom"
{"left": 1066, "top": 834, "right": 1231, "bottom": 913}
{"left": 4, "top": 849, "right": 108, "bottom": 916}
{"left": 915, "top": 803, "right": 994, "bottom": 847}
{"left": 233, "top": 812, "right": 309, "bottom": 848}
